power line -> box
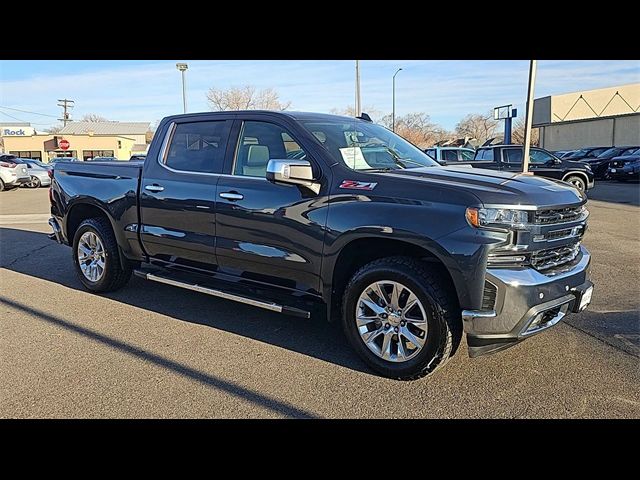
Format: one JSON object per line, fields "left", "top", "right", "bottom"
{"left": 0, "top": 105, "right": 58, "bottom": 118}
{"left": 0, "top": 110, "right": 53, "bottom": 126}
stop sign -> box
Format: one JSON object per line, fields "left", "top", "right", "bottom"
{"left": 59, "top": 139, "right": 70, "bottom": 150}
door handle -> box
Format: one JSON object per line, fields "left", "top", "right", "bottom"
{"left": 219, "top": 192, "right": 244, "bottom": 201}
{"left": 145, "top": 184, "right": 165, "bottom": 192}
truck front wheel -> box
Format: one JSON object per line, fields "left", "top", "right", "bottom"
{"left": 342, "top": 256, "right": 461, "bottom": 380}
{"left": 72, "top": 217, "right": 132, "bottom": 292}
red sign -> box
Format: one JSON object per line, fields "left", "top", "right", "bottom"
{"left": 59, "top": 139, "right": 70, "bottom": 150}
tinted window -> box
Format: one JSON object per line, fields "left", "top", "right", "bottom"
{"left": 459, "top": 149, "right": 475, "bottom": 161}
{"left": 587, "top": 148, "right": 607, "bottom": 157}
{"left": 442, "top": 150, "right": 458, "bottom": 162}
{"left": 597, "top": 147, "right": 623, "bottom": 158}
{"left": 505, "top": 149, "right": 523, "bottom": 163}
{"left": 530, "top": 149, "right": 554, "bottom": 164}
{"left": 425, "top": 149, "right": 436, "bottom": 159}
{"left": 234, "top": 121, "right": 306, "bottom": 178}
{"left": 479, "top": 149, "right": 494, "bottom": 161}
{"left": 165, "top": 121, "right": 229, "bottom": 173}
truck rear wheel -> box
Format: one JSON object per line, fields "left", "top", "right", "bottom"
{"left": 565, "top": 175, "right": 586, "bottom": 192}
{"left": 342, "top": 256, "right": 461, "bottom": 380}
{"left": 72, "top": 217, "right": 132, "bottom": 292}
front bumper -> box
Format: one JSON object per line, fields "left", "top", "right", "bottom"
{"left": 462, "top": 245, "right": 593, "bottom": 357}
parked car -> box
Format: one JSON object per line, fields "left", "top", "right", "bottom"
{"left": 554, "top": 149, "right": 578, "bottom": 159}
{"left": 13, "top": 158, "right": 52, "bottom": 188}
{"left": 563, "top": 147, "right": 610, "bottom": 162}
{"left": 86, "top": 156, "right": 119, "bottom": 162}
{"left": 424, "top": 146, "right": 475, "bottom": 164}
{"left": 0, "top": 154, "right": 31, "bottom": 191}
{"left": 47, "top": 111, "right": 594, "bottom": 380}
{"left": 49, "top": 157, "right": 81, "bottom": 164}
{"left": 458, "top": 144, "right": 595, "bottom": 192}
{"left": 608, "top": 150, "right": 640, "bottom": 181}
{"left": 129, "top": 154, "right": 147, "bottom": 161}
{"left": 583, "top": 146, "right": 640, "bottom": 180}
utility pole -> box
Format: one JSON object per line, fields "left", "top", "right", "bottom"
{"left": 355, "top": 60, "right": 361, "bottom": 117}
{"left": 57, "top": 99, "right": 74, "bottom": 126}
{"left": 392, "top": 68, "right": 403, "bottom": 132}
{"left": 522, "top": 60, "right": 538, "bottom": 174}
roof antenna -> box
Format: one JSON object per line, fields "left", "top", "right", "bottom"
{"left": 357, "top": 112, "right": 372, "bottom": 122}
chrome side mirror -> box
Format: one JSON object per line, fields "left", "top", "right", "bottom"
{"left": 266, "top": 159, "right": 320, "bottom": 194}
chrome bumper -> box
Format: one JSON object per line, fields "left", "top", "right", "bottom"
{"left": 463, "top": 245, "right": 593, "bottom": 357}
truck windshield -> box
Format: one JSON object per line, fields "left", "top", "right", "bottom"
{"left": 302, "top": 119, "right": 439, "bottom": 171}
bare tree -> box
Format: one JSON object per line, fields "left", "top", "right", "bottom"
{"left": 81, "top": 113, "right": 109, "bottom": 122}
{"left": 455, "top": 112, "right": 499, "bottom": 143}
{"left": 511, "top": 118, "right": 540, "bottom": 146}
{"left": 379, "top": 112, "right": 450, "bottom": 148}
{"left": 44, "top": 124, "right": 63, "bottom": 134}
{"left": 207, "top": 85, "right": 291, "bottom": 111}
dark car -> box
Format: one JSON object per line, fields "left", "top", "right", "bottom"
{"left": 584, "top": 146, "right": 640, "bottom": 180}
{"left": 458, "top": 144, "right": 595, "bottom": 192}
{"left": 129, "top": 154, "right": 147, "bottom": 161}
{"left": 46, "top": 111, "right": 594, "bottom": 380}
{"left": 609, "top": 150, "right": 640, "bottom": 181}
{"left": 563, "top": 147, "right": 610, "bottom": 162}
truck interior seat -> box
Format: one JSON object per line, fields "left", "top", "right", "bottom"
{"left": 243, "top": 145, "right": 270, "bottom": 177}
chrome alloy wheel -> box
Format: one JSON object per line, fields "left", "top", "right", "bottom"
{"left": 77, "top": 231, "right": 106, "bottom": 282}
{"left": 568, "top": 177, "right": 585, "bottom": 191}
{"left": 356, "top": 280, "right": 428, "bottom": 362}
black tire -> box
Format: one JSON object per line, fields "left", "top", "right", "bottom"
{"left": 0, "top": 179, "right": 5, "bottom": 192}
{"left": 342, "top": 256, "right": 461, "bottom": 380}
{"left": 72, "top": 217, "right": 132, "bottom": 292}
{"left": 565, "top": 175, "right": 586, "bottom": 192}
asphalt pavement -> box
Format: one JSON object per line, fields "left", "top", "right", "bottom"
{"left": 0, "top": 183, "right": 638, "bottom": 418}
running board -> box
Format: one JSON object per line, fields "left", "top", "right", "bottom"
{"left": 134, "top": 270, "right": 311, "bottom": 318}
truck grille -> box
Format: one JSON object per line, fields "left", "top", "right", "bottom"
{"left": 534, "top": 205, "right": 585, "bottom": 225}
{"left": 530, "top": 243, "right": 581, "bottom": 271}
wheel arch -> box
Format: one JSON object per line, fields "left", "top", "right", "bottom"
{"left": 562, "top": 171, "right": 589, "bottom": 186}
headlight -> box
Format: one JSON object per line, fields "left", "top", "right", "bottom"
{"left": 466, "top": 207, "right": 530, "bottom": 229}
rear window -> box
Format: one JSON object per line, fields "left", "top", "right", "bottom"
{"left": 475, "top": 149, "right": 494, "bottom": 161}
{"left": 442, "top": 150, "right": 458, "bottom": 162}
{"left": 164, "top": 120, "right": 231, "bottom": 173}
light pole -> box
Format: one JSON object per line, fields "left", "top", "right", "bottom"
{"left": 522, "top": 60, "right": 538, "bottom": 174}
{"left": 392, "top": 68, "right": 403, "bottom": 132}
{"left": 176, "top": 63, "right": 188, "bottom": 113}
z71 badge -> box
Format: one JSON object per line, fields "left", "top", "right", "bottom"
{"left": 339, "top": 180, "right": 378, "bottom": 191}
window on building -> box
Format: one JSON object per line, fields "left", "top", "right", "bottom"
{"left": 9, "top": 151, "right": 42, "bottom": 161}
{"left": 83, "top": 150, "right": 115, "bottom": 161}
{"left": 233, "top": 121, "right": 307, "bottom": 178}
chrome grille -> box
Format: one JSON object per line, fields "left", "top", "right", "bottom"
{"left": 534, "top": 205, "right": 585, "bottom": 225}
{"left": 530, "top": 243, "right": 581, "bottom": 271}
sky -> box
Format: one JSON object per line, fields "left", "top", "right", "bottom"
{"left": 1, "top": 60, "right": 638, "bottom": 131}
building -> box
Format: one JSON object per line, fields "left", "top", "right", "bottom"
{"left": 0, "top": 121, "right": 150, "bottom": 162}
{"left": 533, "top": 83, "right": 640, "bottom": 151}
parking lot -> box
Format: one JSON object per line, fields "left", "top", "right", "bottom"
{"left": 1, "top": 182, "right": 639, "bottom": 418}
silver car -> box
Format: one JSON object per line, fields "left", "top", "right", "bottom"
{"left": 0, "top": 154, "right": 30, "bottom": 191}
{"left": 17, "top": 158, "right": 52, "bottom": 188}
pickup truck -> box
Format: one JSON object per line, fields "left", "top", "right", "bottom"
{"left": 48, "top": 111, "right": 594, "bottom": 380}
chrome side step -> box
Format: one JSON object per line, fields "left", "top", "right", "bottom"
{"left": 134, "top": 270, "right": 311, "bottom": 318}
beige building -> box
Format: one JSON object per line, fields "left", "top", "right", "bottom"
{"left": 0, "top": 121, "right": 150, "bottom": 163}
{"left": 533, "top": 83, "right": 640, "bottom": 151}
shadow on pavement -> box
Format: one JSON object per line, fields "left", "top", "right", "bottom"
{"left": 567, "top": 309, "right": 640, "bottom": 358}
{"left": 586, "top": 181, "right": 640, "bottom": 207}
{"left": 0, "top": 296, "right": 318, "bottom": 419}
{"left": 0, "top": 226, "right": 371, "bottom": 377}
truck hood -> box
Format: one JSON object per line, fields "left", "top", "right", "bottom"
{"left": 381, "top": 166, "right": 586, "bottom": 208}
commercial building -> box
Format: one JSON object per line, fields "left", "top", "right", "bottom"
{"left": 0, "top": 121, "right": 150, "bottom": 162}
{"left": 533, "top": 83, "right": 640, "bottom": 151}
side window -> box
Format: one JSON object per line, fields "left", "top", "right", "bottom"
{"left": 474, "top": 149, "right": 484, "bottom": 160}
{"left": 233, "top": 121, "right": 307, "bottom": 177}
{"left": 442, "top": 150, "right": 458, "bottom": 162}
{"left": 530, "top": 149, "right": 553, "bottom": 164}
{"left": 505, "top": 149, "right": 523, "bottom": 163}
{"left": 459, "top": 150, "right": 475, "bottom": 161}
{"left": 164, "top": 121, "right": 229, "bottom": 173}
{"left": 425, "top": 149, "right": 436, "bottom": 159}
{"left": 483, "top": 149, "right": 494, "bottom": 161}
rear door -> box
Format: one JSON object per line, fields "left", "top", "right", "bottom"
{"left": 139, "top": 115, "right": 233, "bottom": 270}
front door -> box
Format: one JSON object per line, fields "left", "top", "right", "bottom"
{"left": 215, "top": 117, "right": 329, "bottom": 295}
{"left": 139, "top": 117, "right": 232, "bottom": 270}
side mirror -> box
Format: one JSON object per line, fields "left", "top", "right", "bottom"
{"left": 266, "top": 159, "right": 320, "bottom": 194}
{"left": 437, "top": 159, "right": 448, "bottom": 166}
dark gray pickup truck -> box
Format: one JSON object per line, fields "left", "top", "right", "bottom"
{"left": 48, "top": 111, "right": 594, "bottom": 380}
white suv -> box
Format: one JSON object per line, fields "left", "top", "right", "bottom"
{"left": 0, "top": 154, "right": 31, "bottom": 191}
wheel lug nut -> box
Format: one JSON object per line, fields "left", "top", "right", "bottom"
{"left": 385, "top": 323, "right": 390, "bottom": 329}
{"left": 401, "top": 321, "right": 406, "bottom": 326}
{"left": 398, "top": 310, "right": 402, "bottom": 315}
{"left": 381, "top": 313, "right": 388, "bottom": 319}
{"left": 394, "top": 327, "right": 399, "bottom": 333}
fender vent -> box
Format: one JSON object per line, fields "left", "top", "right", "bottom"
{"left": 482, "top": 280, "right": 497, "bottom": 310}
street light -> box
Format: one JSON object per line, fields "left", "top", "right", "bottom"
{"left": 176, "top": 63, "right": 188, "bottom": 114}
{"left": 392, "top": 68, "right": 403, "bottom": 132}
